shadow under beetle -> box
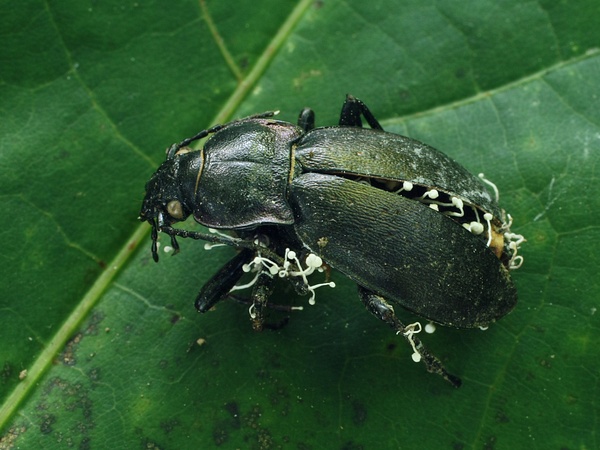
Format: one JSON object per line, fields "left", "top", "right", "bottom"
{"left": 139, "top": 95, "right": 525, "bottom": 387}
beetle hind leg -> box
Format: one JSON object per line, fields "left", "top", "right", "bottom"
{"left": 339, "top": 95, "right": 384, "bottom": 130}
{"left": 298, "top": 107, "right": 316, "bottom": 131}
{"left": 358, "top": 286, "right": 462, "bottom": 388}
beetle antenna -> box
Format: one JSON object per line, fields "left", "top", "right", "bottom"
{"left": 165, "top": 112, "right": 279, "bottom": 160}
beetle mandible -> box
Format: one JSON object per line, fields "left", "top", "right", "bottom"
{"left": 139, "top": 95, "right": 525, "bottom": 387}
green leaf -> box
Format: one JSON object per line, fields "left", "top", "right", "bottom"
{"left": 1, "top": 0, "right": 599, "bottom": 448}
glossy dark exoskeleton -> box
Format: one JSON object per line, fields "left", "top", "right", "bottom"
{"left": 139, "top": 95, "right": 525, "bottom": 387}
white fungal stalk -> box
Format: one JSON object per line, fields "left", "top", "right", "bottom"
{"left": 400, "top": 322, "right": 423, "bottom": 363}
{"left": 231, "top": 248, "right": 336, "bottom": 305}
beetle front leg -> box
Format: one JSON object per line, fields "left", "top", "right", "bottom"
{"left": 195, "top": 249, "right": 254, "bottom": 313}
{"left": 357, "top": 286, "right": 462, "bottom": 388}
{"left": 338, "top": 95, "right": 383, "bottom": 130}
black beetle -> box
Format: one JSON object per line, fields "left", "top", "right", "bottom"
{"left": 139, "top": 95, "right": 525, "bottom": 387}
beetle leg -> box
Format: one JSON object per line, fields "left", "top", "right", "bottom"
{"left": 195, "top": 249, "right": 255, "bottom": 313}
{"left": 297, "top": 107, "right": 316, "bottom": 131}
{"left": 357, "top": 286, "right": 462, "bottom": 388}
{"left": 248, "top": 271, "right": 275, "bottom": 331}
{"left": 160, "top": 225, "right": 245, "bottom": 248}
{"left": 338, "top": 95, "right": 384, "bottom": 130}
{"left": 159, "top": 225, "right": 290, "bottom": 266}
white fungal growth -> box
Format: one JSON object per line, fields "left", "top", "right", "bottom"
{"left": 208, "top": 228, "right": 234, "bottom": 239}
{"left": 478, "top": 173, "right": 500, "bottom": 202}
{"left": 445, "top": 197, "right": 465, "bottom": 218}
{"left": 282, "top": 249, "right": 336, "bottom": 305}
{"left": 231, "top": 248, "right": 335, "bottom": 306}
{"left": 203, "top": 228, "right": 234, "bottom": 250}
{"left": 467, "top": 221, "right": 485, "bottom": 235}
{"left": 499, "top": 213, "right": 526, "bottom": 269}
{"left": 422, "top": 189, "right": 439, "bottom": 200}
{"left": 401, "top": 322, "right": 423, "bottom": 363}
{"left": 425, "top": 323, "right": 436, "bottom": 334}
{"left": 393, "top": 180, "right": 414, "bottom": 194}
{"left": 505, "top": 231, "right": 526, "bottom": 269}
{"left": 484, "top": 213, "right": 493, "bottom": 247}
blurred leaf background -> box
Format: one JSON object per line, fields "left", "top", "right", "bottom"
{"left": 1, "top": 0, "right": 599, "bottom": 448}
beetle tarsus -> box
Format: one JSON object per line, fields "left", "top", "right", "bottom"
{"left": 358, "top": 286, "right": 462, "bottom": 388}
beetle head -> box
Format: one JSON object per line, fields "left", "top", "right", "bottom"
{"left": 139, "top": 156, "right": 195, "bottom": 262}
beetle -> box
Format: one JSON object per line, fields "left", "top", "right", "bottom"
{"left": 139, "top": 95, "right": 525, "bottom": 387}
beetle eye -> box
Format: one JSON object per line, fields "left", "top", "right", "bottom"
{"left": 167, "top": 200, "right": 184, "bottom": 219}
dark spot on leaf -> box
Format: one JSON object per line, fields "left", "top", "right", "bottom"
{"left": 87, "top": 367, "right": 101, "bottom": 382}
{"left": 212, "top": 426, "right": 229, "bottom": 446}
{"left": 224, "top": 401, "right": 241, "bottom": 429}
{"left": 386, "top": 341, "right": 397, "bottom": 352}
{"left": 39, "top": 414, "right": 56, "bottom": 434}
{"left": 160, "top": 418, "right": 180, "bottom": 434}
{"left": 1, "top": 362, "right": 13, "bottom": 383}
{"left": 495, "top": 409, "right": 509, "bottom": 423}
{"left": 79, "top": 437, "right": 91, "bottom": 450}
{"left": 452, "top": 443, "right": 465, "bottom": 450}
{"left": 539, "top": 358, "right": 552, "bottom": 369}
{"left": 60, "top": 333, "right": 83, "bottom": 366}
{"left": 1, "top": 426, "right": 27, "bottom": 447}
{"left": 170, "top": 314, "right": 180, "bottom": 324}
{"left": 256, "top": 427, "right": 273, "bottom": 449}
{"left": 84, "top": 312, "right": 105, "bottom": 336}
{"left": 341, "top": 441, "right": 365, "bottom": 450}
